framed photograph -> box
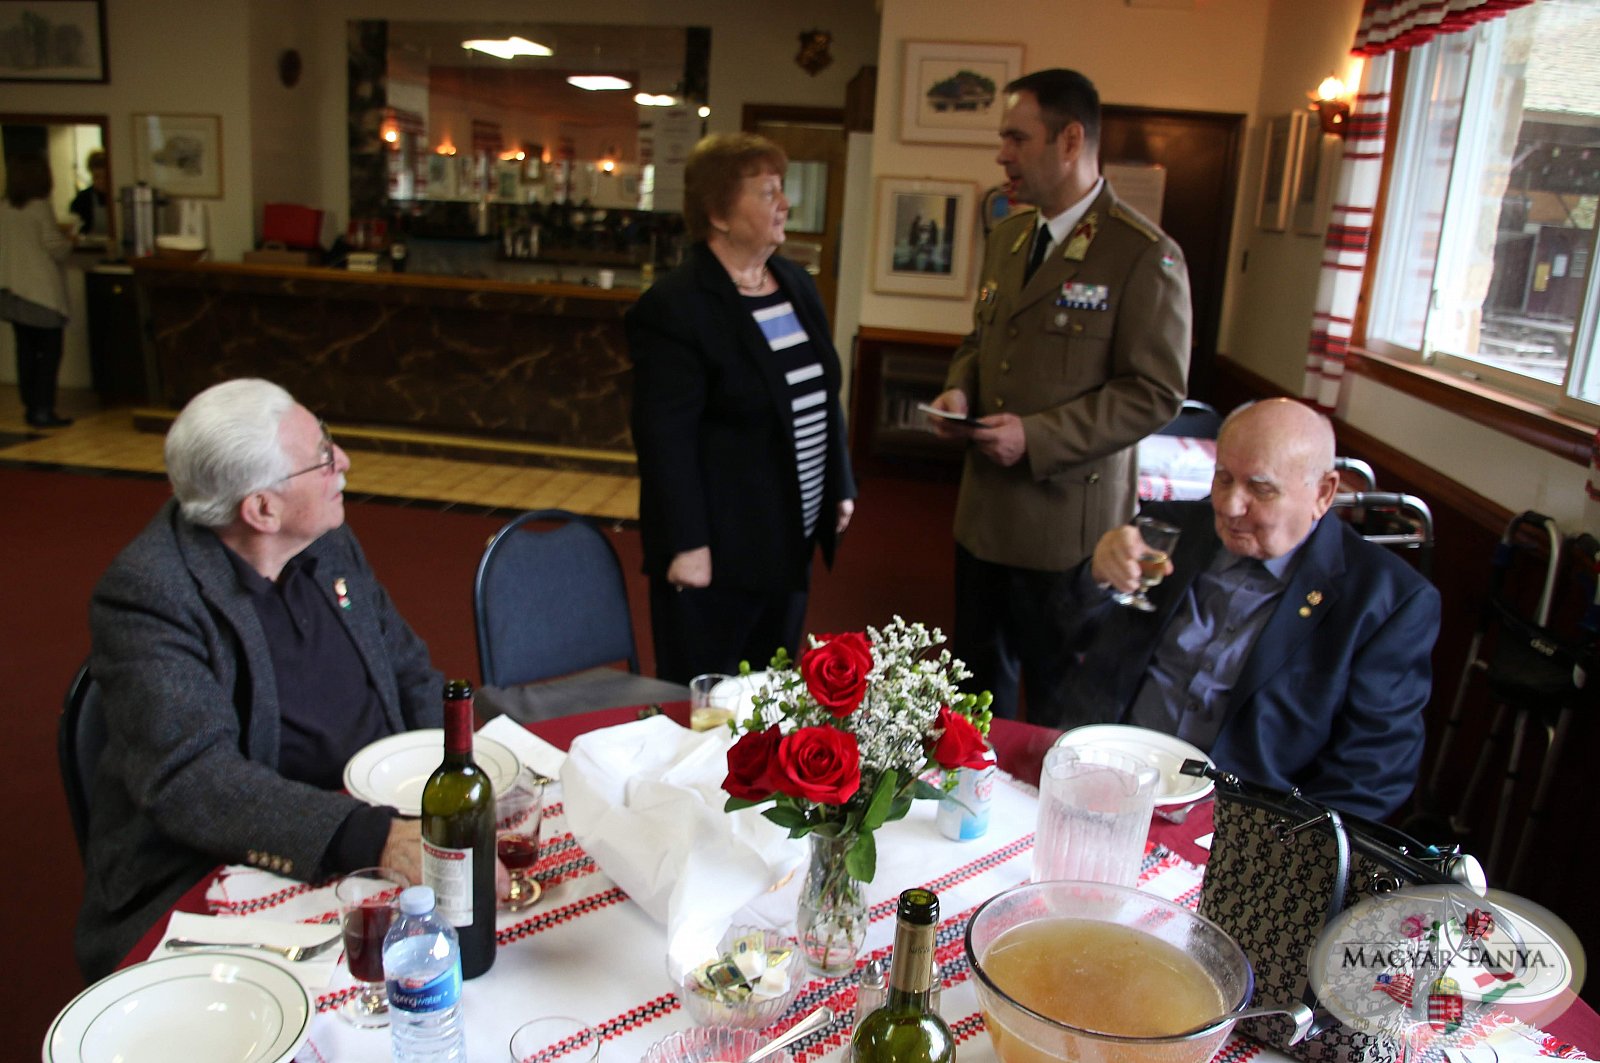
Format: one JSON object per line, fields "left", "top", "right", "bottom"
{"left": 1293, "top": 124, "right": 1335, "bottom": 236}
{"left": 900, "top": 41, "right": 1023, "bottom": 146}
{"left": 1256, "top": 112, "right": 1305, "bottom": 232}
{"left": 0, "top": 0, "right": 106, "bottom": 82}
{"left": 132, "top": 114, "right": 223, "bottom": 198}
{"left": 873, "top": 177, "right": 977, "bottom": 299}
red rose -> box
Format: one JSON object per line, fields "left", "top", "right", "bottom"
{"left": 723, "top": 728, "right": 783, "bottom": 801}
{"left": 800, "top": 631, "right": 873, "bottom": 717}
{"left": 931, "top": 706, "right": 990, "bottom": 770}
{"left": 775, "top": 726, "right": 861, "bottom": 804}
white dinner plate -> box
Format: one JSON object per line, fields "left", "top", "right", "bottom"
{"left": 343, "top": 729, "right": 521, "bottom": 816}
{"left": 1053, "top": 724, "right": 1216, "bottom": 807}
{"left": 43, "top": 953, "right": 312, "bottom": 1063}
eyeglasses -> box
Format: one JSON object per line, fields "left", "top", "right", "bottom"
{"left": 279, "top": 421, "right": 337, "bottom": 481}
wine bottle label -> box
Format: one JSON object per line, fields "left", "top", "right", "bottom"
{"left": 422, "top": 840, "right": 474, "bottom": 928}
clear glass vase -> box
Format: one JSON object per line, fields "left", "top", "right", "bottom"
{"left": 796, "top": 831, "right": 868, "bottom": 976}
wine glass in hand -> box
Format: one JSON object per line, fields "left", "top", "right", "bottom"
{"left": 335, "top": 866, "right": 409, "bottom": 1027}
{"left": 1112, "top": 516, "right": 1181, "bottom": 613}
{"left": 496, "top": 767, "right": 546, "bottom": 911}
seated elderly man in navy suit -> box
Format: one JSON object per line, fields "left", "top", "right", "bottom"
{"left": 77, "top": 379, "right": 443, "bottom": 979}
{"left": 1048, "top": 398, "right": 1440, "bottom": 820}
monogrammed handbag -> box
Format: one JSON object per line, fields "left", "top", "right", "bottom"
{"left": 1187, "top": 762, "right": 1470, "bottom": 1063}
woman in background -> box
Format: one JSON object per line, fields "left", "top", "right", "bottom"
{"left": 0, "top": 153, "right": 75, "bottom": 427}
{"left": 626, "top": 133, "right": 857, "bottom": 683}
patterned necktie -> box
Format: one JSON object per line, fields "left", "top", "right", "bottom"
{"left": 1024, "top": 223, "right": 1051, "bottom": 283}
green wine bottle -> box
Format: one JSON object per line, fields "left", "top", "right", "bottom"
{"left": 851, "top": 888, "right": 956, "bottom": 1062}
{"left": 420, "top": 679, "right": 496, "bottom": 979}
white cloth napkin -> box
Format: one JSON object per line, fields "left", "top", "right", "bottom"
{"left": 559, "top": 714, "right": 804, "bottom": 981}
{"left": 477, "top": 713, "right": 568, "bottom": 780}
{"left": 158, "top": 910, "right": 341, "bottom": 990}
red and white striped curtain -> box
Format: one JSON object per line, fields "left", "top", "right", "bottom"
{"left": 1299, "top": 0, "right": 1536, "bottom": 410}
{"left": 1353, "top": 0, "right": 1536, "bottom": 55}
{"left": 1301, "top": 53, "right": 1391, "bottom": 411}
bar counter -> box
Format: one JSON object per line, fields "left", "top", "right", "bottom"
{"left": 132, "top": 259, "right": 641, "bottom": 456}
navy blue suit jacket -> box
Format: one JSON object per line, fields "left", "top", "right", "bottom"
{"left": 1050, "top": 501, "right": 1440, "bottom": 819}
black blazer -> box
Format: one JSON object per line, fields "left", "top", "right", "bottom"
{"left": 625, "top": 242, "right": 856, "bottom": 592}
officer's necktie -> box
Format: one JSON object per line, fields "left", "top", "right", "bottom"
{"left": 1024, "top": 223, "right": 1051, "bottom": 284}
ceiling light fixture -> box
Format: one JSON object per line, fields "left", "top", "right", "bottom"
{"left": 461, "top": 36, "right": 552, "bottom": 60}
{"left": 697, "top": 106, "right": 711, "bottom": 119}
{"left": 634, "top": 93, "right": 676, "bottom": 107}
{"left": 567, "top": 74, "right": 632, "bottom": 91}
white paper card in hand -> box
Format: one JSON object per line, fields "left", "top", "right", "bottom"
{"left": 560, "top": 715, "right": 803, "bottom": 981}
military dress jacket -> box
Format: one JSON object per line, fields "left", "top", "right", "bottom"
{"left": 945, "top": 184, "right": 1191, "bottom": 572}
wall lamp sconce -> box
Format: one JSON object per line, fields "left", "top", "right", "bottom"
{"left": 1309, "top": 75, "right": 1352, "bottom": 137}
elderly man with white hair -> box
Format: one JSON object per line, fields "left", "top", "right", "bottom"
{"left": 1046, "top": 398, "right": 1441, "bottom": 820}
{"left": 76, "top": 378, "right": 442, "bottom": 979}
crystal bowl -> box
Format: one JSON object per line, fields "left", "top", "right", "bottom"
{"left": 679, "top": 927, "right": 801, "bottom": 1029}
{"left": 965, "top": 880, "right": 1253, "bottom": 1063}
{"left": 642, "top": 1026, "right": 792, "bottom": 1063}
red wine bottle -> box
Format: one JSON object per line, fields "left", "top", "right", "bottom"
{"left": 420, "top": 679, "right": 496, "bottom": 979}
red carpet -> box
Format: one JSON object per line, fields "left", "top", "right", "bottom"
{"left": 0, "top": 463, "right": 956, "bottom": 1055}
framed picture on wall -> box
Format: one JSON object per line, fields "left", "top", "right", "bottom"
{"left": 1292, "top": 124, "right": 1334, "bottom": 236}
{"left": 1256, "top": 112, "right": 1305, "bottom": 232}
{"left": 900, "top": 41, "right": 1023, "bottom": 146}
{"left": 0, "top": 0, "right": 107, "bottom": 83}
{"left": 132, "top": 114, "right": 223, "bottom": 199}
{"left": 872, "top": 176, "right": 977, "bottom": 298}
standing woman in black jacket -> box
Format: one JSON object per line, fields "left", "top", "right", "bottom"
{"left": 626, "top": 133, "right": 858, "bottom": 683}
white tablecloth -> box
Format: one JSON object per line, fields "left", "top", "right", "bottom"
{"left": 194, "top": 768, "right": 1583, "bottom": 1063}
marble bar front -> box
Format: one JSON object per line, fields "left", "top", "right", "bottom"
{"left": 132, "top": 260, "right": 641, "bottom": 465}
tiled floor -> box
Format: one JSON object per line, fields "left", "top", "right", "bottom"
{"left": 0, "top": 386, "right": 641, "bottom": 522}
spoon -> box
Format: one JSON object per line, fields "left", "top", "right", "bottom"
{"left": 1168, "top": 1001, "right": 1315, "bottom": 1045}
{"left": 736, "top": 1005, "right": 832, "bottom": 1063}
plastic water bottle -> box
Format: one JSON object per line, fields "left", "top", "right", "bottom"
{"left": 383, "top": 885, "right": 466, "bottom": 1062}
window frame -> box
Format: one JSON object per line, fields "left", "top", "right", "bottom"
{"left": 1355, "top": 11, "right": 1600, "bottom": 432}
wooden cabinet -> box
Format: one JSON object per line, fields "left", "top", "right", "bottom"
{"left": 850, "top": 326, "right": 965, "bottom": 479}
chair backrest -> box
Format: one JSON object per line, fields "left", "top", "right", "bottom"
{"left": 1154, "top": 400, "right": 1222, "bottom": 440}
{"left": 1330, "top": 491, "right": 1436, "bottom": 577}
{"left": 59, "top": 661, "right": 106, "bottom": 860}
{"left": 474, "top": 509, "right": 641, "bottom": 688}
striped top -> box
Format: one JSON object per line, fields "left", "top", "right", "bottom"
{"left": 746, "top": 290, "right": 827, "bottom": 538}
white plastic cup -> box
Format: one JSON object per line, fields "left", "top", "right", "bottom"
{"left": 1032, "top": 745, "right": 1159, "bottom": 887}
{"left": 597, "top": 268, "right": 615, "bottom": 289}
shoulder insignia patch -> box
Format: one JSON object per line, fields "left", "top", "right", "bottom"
{"left": 1110, "top": 202, "right": 1161, "bottom": 244}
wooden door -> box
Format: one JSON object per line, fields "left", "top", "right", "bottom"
{"left": 743, "top": 105, "right": 848, "bottom": 324}
{"left": 1101, "top": 106, "right": 1244, "bottom": 402}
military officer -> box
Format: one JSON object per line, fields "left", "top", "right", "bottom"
{"left": 928, "top": 67, "right": 1191, "bottom": 720}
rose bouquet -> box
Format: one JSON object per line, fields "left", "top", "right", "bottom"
{"left": 719, "top": 616, "right": 991, "bottom": 973}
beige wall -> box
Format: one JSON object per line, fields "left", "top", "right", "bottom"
{"left": 857, "top": 0, "right": 1272, "bottom": 336}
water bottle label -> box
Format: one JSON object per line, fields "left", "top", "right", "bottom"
{"left": 937, "top": 764, "right": 994, "bottom": 841}
{"left": 388, "top": 963, "right": 461, "bottom": 1013}
{"left": 423, "top": 840, "right": 474, "bottom": 928}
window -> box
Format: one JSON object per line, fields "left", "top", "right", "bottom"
{"left": 1366, "top": 0, "right": 1600, "bottom": 418}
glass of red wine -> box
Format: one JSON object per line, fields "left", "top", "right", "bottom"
{"left": 496, "top": 767, "right": 547, "bottom": 911}
{"left": 335, "top": 866, "right": 410, "bottom": 1027}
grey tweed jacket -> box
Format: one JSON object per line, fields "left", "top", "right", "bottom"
{"left": 75, "top": 500, "right": 442, "bottom": 978}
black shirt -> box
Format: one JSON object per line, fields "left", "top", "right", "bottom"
{"left": 223, "top": 547, "right": 394, "bottom": 789}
